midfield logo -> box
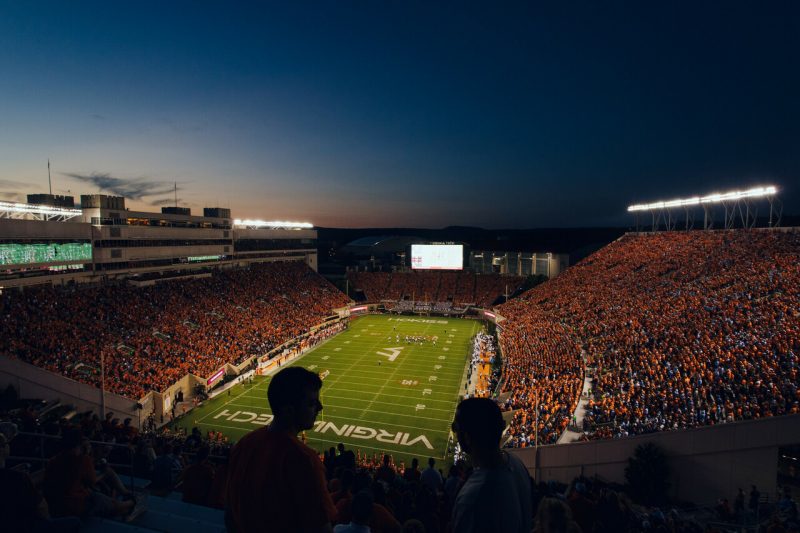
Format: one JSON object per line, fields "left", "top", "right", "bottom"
{"left": 213, "top": 410, "right": 434, "bottom": 449}
{"left": 377, "top": 346, "right": 404, "bottom": 362}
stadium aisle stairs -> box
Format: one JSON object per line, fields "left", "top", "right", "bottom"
{"left": 83, "top": 494, "right": 226, "bottom": 532}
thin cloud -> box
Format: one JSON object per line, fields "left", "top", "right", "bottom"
{"left": 0, "top": 179, "right": 33, "bottom": 189}
{"left": 0, "top": 192, "right": 24, "bottom": 202}
{"left": 150, "top": 197, "right": 183, "bottom": 206}
{"left": 64, "top": 172, "right": 179, "bottom": 201}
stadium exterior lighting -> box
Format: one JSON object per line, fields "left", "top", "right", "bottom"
{"left": 0, "top": 200, "right": 83, "bottom": 222}
{"left": 233, "top": 219, "right": 313, "bottom": 229}
{"left": 627, "top": 186, "right": 777, "bottom": 212}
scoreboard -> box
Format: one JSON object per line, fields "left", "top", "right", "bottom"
{"left": 410, "top": 244, "right": 463, "bottom": 270}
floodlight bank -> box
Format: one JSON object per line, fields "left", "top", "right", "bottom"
{"left": 627, "top": 186, "right": 777, "bottom": 212}
{"left": 234, "top": 219, "right": 314, "bottom": 229}
{"left": 0, "top": 201, "right": 82, "bottom": 217}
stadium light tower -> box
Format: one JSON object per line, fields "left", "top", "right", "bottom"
{"left": 627, "top": 186, "right": 780, "bottom": 231}
{"left": 233, "top": 219, "right": 313, "bottom": 230}
{"left": 0, "top": 200, "right": 82, "bottom": 222}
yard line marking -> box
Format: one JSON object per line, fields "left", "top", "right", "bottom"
{"left": 324, "top": 387, "right": 453, "bottom": 403}
{"left": 225, "top": 396, "right": 455, "bottom": 413}
{"left": 357, "top": 319, "right": 440, "bottom": 418}
{"left": 323, "top": 396, "right": 453, "bottom": 412}
{"left": 321, "top": 359, "right": 467, "bottom": 373}
{"left": 328, "top": 377, "right": 461, "bottom": 390}
{"left": 331, "top": 386, "right": 450, "bottom": 399}
{"left": 325, "top": 403, "right": 454, "bottom": 420}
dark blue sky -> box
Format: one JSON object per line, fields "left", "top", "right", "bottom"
{"left": 1, "top": 1, "right": 797, "bottom": 227}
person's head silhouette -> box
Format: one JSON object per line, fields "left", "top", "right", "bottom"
{"left": 268, "top": 367, "right": 323, "bottom": 434}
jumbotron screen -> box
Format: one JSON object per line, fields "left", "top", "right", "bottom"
{"left": 0, "top": 242, "right": 92, "bottom": 266}
{"left": 410, "top": 244, "right": 463, "bottom": 270}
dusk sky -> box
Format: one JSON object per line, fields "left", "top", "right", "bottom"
{"left": 1, "top": 2, "right": 798, "bottom": 228}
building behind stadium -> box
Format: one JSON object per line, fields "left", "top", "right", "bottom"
{"left": 0, "top": 193, "right": 318, "bottom": 289}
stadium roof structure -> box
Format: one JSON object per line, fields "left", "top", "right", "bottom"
{"left": 627, "top": 185, "right": 782, "bottom": 231}
{"left": 0, "top": 200, "right": 83, "bottom": 222}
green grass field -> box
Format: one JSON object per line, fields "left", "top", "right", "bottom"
{"left": 173, "top": 314, "right": 481, "bottom": 464}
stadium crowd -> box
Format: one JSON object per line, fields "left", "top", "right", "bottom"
{"left": 0, "top": 261, "right": 350, "bottom": 399}
{"left": 497, "top": 229, "right": 800, "bottom": 444}
{"left": 496, "top": 306, "right": 584, "bottom": 446}
{"left": 348, "top": 271, "right": 525, "bottom": 308}
{"left": 1, "top": 371, "right": 796, "bottom": 532}
{"left": 0, "top": 404, "right": 722, "bottom": 533}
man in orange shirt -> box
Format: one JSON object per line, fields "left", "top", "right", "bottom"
{"left": 226, "top": 367, "right": 336, "bottom": 532}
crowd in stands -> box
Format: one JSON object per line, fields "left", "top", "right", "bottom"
{"left": 432, "top": 301, "right": 454, "bottom": 314}
{"left": 348, "top": 271, "right": 525, "bottom": 308}
{"left": 290, "top": 320, "right": 349, "bottom": 358}
{"left": 0, "top": 261, "right": 350, "bottom": 399}
{"left": 497, "top": 229, "right": 800, "bottom": 445}
{"left": 452, "top": 272, "right": 475, "bottom": 306}
{"left": 2, "top": 385, "right": 797, "bottom": 532}
{"left": 496, "top": 305, "right": 584, "bottom": 447}
{"left": 388, "top": 301, "right": 455, "bottom": 314}
{"left": 468, "top": 331, "right": 500, "bottom": 398}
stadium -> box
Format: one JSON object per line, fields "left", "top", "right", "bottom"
{"left": 0, "top": 183, "right": 798, "bottom": 532}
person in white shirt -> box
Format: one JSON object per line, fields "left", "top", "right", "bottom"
{"left": 333, "top": 490, "right": 373, "bottom": 533}
{"left": 420, "top": 457, "right": 443, "bottom": 493}
{"left": 451, "top": 398, "right": 533, "bottom": 533}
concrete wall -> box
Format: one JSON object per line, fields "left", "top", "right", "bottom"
{"left": 509, "top": 414, "right": 800, "bottom": 505}
{"left": 93, "top": 244, "right": 228, "bottom": 262}
{"left": 95, "top": 226, "right": 229, "bottom": 240}
{"left": 0, "top": 218, "right": 91, "bottom": 239}
{"left": 233, "top": 228, "right": 317, "bottom": 240}
{"left": 0, "top": 356, "right": 145, "bottom": 428}
{"left": 0, "top": 355, "right": 245, "bottom": 427}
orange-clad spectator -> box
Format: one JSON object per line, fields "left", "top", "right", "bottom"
{"left": 496, "top": 229, "right": 800, "bottom": 445}
{"left": 348, "top": 271, "right": 524, "bottom": 308}
{"left": 226, "top": 367, "right": 336, "bottom": 532}
{"left": 0, "top": 261, "right": 350, "bottom": 399}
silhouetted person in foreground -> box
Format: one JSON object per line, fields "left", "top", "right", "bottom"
{"left": 226, "top": 367, "right": 335, "bottom": 532}
{"left": 451, "top": 397, "right": 532, "bottom": 533}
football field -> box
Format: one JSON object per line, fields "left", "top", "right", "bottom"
{"left": 173, "top": 314, "right": 482, "bottom": 464}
